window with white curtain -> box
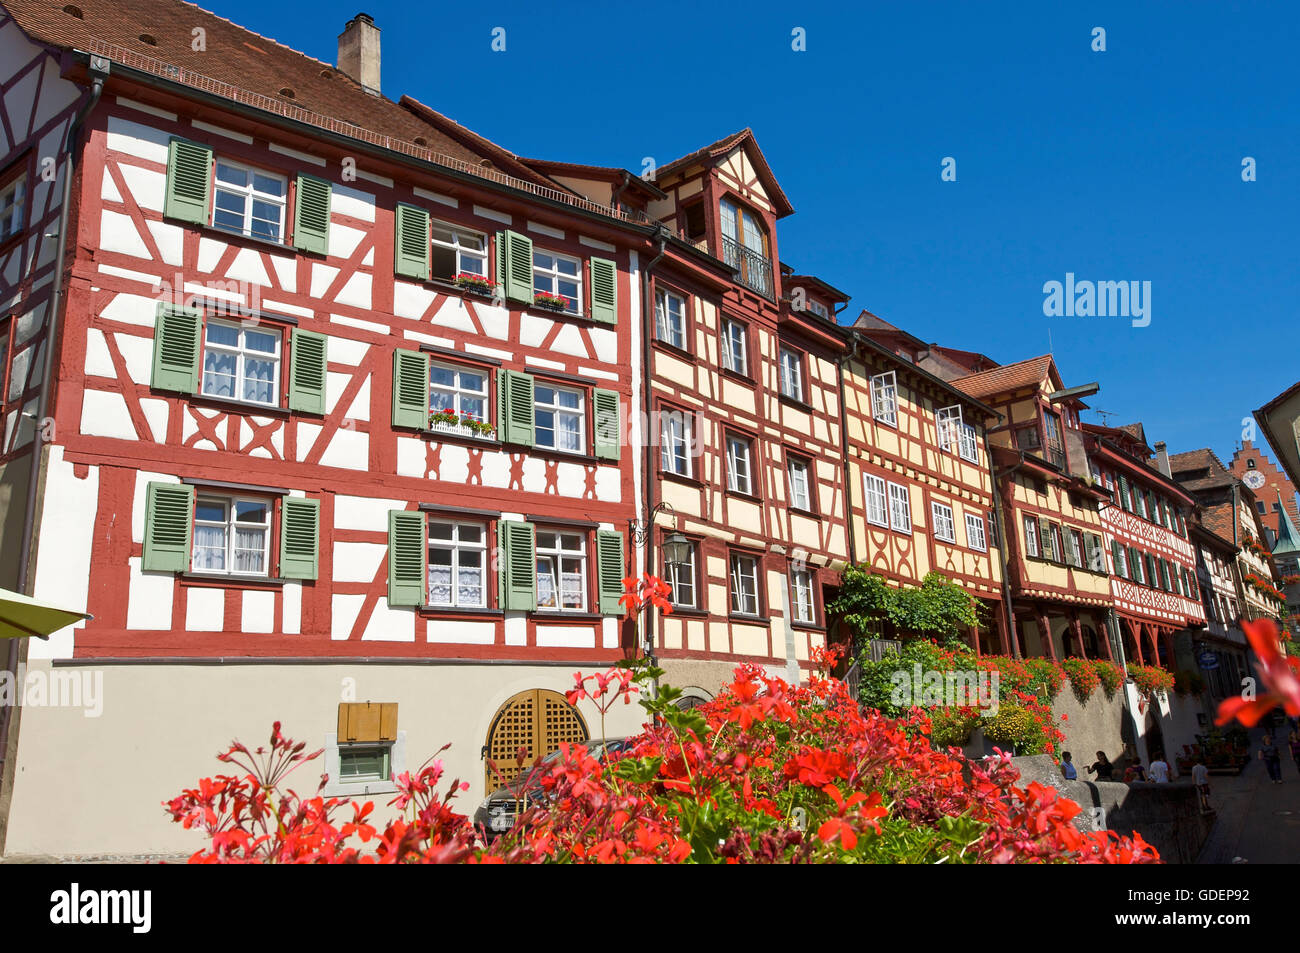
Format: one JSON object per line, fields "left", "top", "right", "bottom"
{"left": 659, "top": 408, "right": 693, "bottom": 477}
{"left": 427, "top": 520, "right": 486, "bottom": 607}
{"left": 534, "top": 384, "right": 585, "bottom": 453}
{"left": 722, "top": 319, "right": 748, "bottom": 375}
{"left": 201, "top": 319, "right": 281, "bottom": 406}
{"left": 212, "top": 160, "right": 286, "bottom": 242}
{"left": 730, "top": 553, "right": 760, "bottom": 616}
{"left": 790, "top": 567, "right": 815, "bottom": 624}
{"left": 192, "top": 495, "right": 271, "bottom": 575}
{"left": 536, "top": 531, "right": 587, "bottom": 612}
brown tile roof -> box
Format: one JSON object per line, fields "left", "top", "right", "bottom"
{"left": 654, "top": 128, "right": 794, "bottom": 217}
{"left": 2, "top": 0, "right": 557, "bottom": 189}
{"left": 1200, "top": 502, "right": 1237, "bottom": 543}
{"left": 1168, "top": 448, "right": 1235, "bottom": 491}
{"left": 950, "top": 354, "right": 1055, "bottom": 400}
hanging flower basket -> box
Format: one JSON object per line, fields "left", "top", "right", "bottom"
{"left": 454, "top": 272, "right": 494, "bottom": 296}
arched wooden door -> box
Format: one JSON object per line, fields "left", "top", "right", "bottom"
{"left": 484, "top": 689, "right": 588, "bottom": 791}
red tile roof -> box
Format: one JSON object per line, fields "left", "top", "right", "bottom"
{"left": 950, "top": 355, "right": 1056, "bottom": 400}
{"left": 654, "top": 128, "right": 794, "bottom": 217}
{"left": 2, "top": 0, "right": 565, "bottom": 192}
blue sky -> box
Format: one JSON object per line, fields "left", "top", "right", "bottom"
{"left": 225, "top": 0, "right": 1297, "bottom": 463}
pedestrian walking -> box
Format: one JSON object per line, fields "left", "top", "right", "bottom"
{"left": 1192, "top": 759, "right": 1211, "bottom": 811}
{"left": 1149, "top": 753, "right": 1170, "bottom": 783}
{"left": 1260, "top": 734, "right": 1283, "bottom": 784}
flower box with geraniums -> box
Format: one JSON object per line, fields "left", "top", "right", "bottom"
{"left": 453, "top": 272, "right": 494, "bottom": 297}
{"left": 533, "top": 291, "right": 569, "bottom": 312}
{"left": 428, "top": 408, "right": 496, "bottom": 441}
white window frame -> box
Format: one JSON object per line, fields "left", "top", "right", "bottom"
{"left": 533, "top": 383, "right": 586, "bottom": 454}
{"left": 655, "top": 289, "right": 687, "bottom": 350}
{"left": 722, "top": 319, "right": 748, "bottom": 375}
{"left": 665, "top": 542, "right": 697, "bottom": 610}
{"left": 535, "top": 530, "right": 588, "bottom": 613}
{"left": 429, "top": 360, "right": 490, "bottom": 428}
{"left": 864, "top": 473, "right": 888, "bottom": 527}
{"left": 201, "top": 318, "right": 282, "bottom": 407}
{"left": 887, "top": 481, "right": 911, "bottom": 533}
{"left": 0, "top": 173, "right": 25, "bottom": 242}
{"left": 1024, "top": 515, "right": 1040, "bottom": 558}
{"left": 727, "top": 433, "right": 754, "bottom": 495}
{"left": 965, "top": 513, "right": 987, "bottom": 552}
{"left": 659, "top": 408, "right": 693, "bottom": 477}
{"left": 729, "top": 552, "right": 760, "bottom": 617}
{"left": 212, "top": 158, "right": 287, "bottom": 243}
{"left": 930, "top": 501, "right": 956, "bottom": 543}
{"left": 532, "top": 248, "right": 583, "bottom": 315}
{"left": 958, "top": 423, "right": 979, "bottom": 463}
{"left": 430, "top": 221, "right": 488, "bottom": 281}
{"left": 871, "top": 371, "right": 898, "bottom": 426}
{"left": 790, "top": 567, "right": 815, "bottom": 624}
{"left": 806, "top": 299, "right": 830, "bottom": 319}
{"left": 426, "top": 519, "right": 488, "bottom": 608}
{"left": 936, "top": 405, "right": 962, "bottom": 452}
{"left": 788, "top": 457, "right": 812, "bottom": 512}
{"left": 191, "top": 494, "right": 272, "bottom": 577}
{"left": 779, "top": 346, "right": 804, "bottom": 402}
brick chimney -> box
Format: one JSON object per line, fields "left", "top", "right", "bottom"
{"left": 1154, "top": 441, "right": 1172, "bottom": 477}
{"left": 338, "top": 13, "right": 381, "bottom": 95}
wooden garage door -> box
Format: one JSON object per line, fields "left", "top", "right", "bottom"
{"left": 484, "top": 689, "right": 588, "bottom": 791}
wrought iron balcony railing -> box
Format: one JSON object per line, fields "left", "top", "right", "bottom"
{"left": 720, "top": 235, "right": 774, "bottom": 298}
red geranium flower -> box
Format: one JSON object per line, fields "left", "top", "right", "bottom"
{"left": 1216, "top": 618, "right": 1300, "bottom": 727}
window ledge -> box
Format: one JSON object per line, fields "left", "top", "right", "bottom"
{"left": 778, "top": 393, "right": 813, "bottom": 413}
{"left": 200, "top": 220, "right": 298, "bottom": 255}
{"left": 180, "top": 572, "right": 287, "bottom": 588}
{"left": 419, "top": 605, "right": 503, "bottom": 617}
{"left": 725, "top": 488, "right": 764, "bottom": 505}
{"left": 651, "top": 338, "right": 695, "bottom": 362}
{"left": 421, "top": 426, "right": 501, "bottom": 448}
{"left": 728, "top": 613, "right": 769, "bottom": 627}
{"left": 791, "top": 620, "right": 825, "bottom": 633}
{"left": 186, "top": 393, "right": 291, "bottom": 418}
{"left": 666, "top": 606, "right": 708, "bottom": 619}
{"left": 524, "top": 445, "right": 604, "bottom": 466}
{"left": 528, "top": 611, "right": 609, "bottom": 623}
{"left": 721, "top": 367, "right": 756, "bottom": 387}
{"left": 660, "top": 469, "right": 704, "bottom": 489}
{"left": 788, "top": 506, "right": 819, "bottom": 519}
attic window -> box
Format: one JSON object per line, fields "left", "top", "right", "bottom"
{"left": 62, "top": 4, "right": 84, "bottom": 18}
{"left": 319, "top": 69, "right": 333, "bottom": 78}
{"left": 138, "top": 33, "right": 158, "bottom": 46}
{"left": 279, "top": 87, "right": 296, "bottom": 99}
{"left": 413, "top": 137, "right": 428, "bottom": 146}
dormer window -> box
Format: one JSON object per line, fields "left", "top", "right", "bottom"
{"left": 718, "top": 198, "right": 772, "bottom": 297}
{"left": 806, "top": 299, "right": 829, "bottom": 319}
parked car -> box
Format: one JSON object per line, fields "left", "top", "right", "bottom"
{"left": 474, "top": 738, "right": 633, "bottom": 838}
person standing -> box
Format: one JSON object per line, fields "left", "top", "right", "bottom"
{"left": 1123, "top": 760, "right": 1146, "bottom": 783}
{"left": 1192, "top": 759, "right": 1211, "bottom": 811}
{"left": 1149, "top": 753, "right": 1170, "bottom": 783}
{"left": 1288, "top": 730, "right": 1300, "bottom": 776}
{"left": 1087, "top": 751, "right": 1114, "bottom": 781}
{"left": 1260, "top": 734, "right": 1283, "bottom": 784}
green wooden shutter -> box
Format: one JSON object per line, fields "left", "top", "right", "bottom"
{"left": 1039, "top": 522, "right": 1053, "bottom": 560}
{"left": 1084, "top": 533, "right": 1100, "bottom": 571}
{"left": 288, "top": 329, "right": 327, "bottom": 414}
{"left": 151, "top": 302, "right": 202, "bottom": 394}
{"left": 596, "top": 530, "right": 626, "bottom": 615}
{"left": 593, "top": 389, "right": 620, "bottom": 460}
{"left": 498, "top": 230, "right": 534, "bottom": 304}
{"left": 395, "top": 203, "right": 430, "bottom": 279}
{"left": 279, "top": 497, "right": 320, "bottom": 580}
{"left": 164, "top": 138, "right": 212, "bottom": 225}
{"left": 498, "top": 369, "right": 535, "bottom": 446}
{"left": 1117, "top": 474, "right": 1131, "bottom": 511}
{"left": 142, "top": 482, "right": 194, "bottom": 572}
{"left": 1128, "top": 546, "right": 1141, "bottom": 582}
{"left": 589, "top": 256, "right": 617, "bottom": 324}
{"left": 293, "top": 174, "right": 331, "bottom": 255}
{"left": 1111, "top": 539, "right": 1125, "bottom": 575}
{"left": 391, "top": 349, "right": 429, "bottom": 430}
{"left": 387, "top": 510, "right": 426, "bottom": 606}
{"left": 498, "top": 520, "right": 536, "bottom": 611}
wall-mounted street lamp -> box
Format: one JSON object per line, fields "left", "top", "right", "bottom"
{"left": 627, "top": 502, "right": 688, "bottom": 675}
